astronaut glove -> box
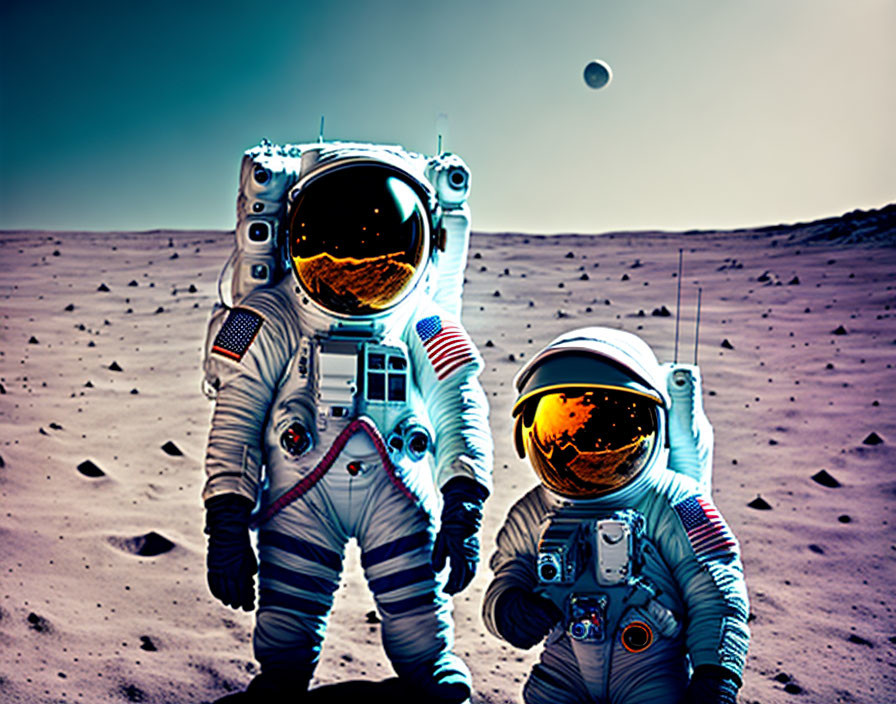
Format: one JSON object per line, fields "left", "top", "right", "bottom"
{"left": 432, "top": 477, "right": 489, "bottom": 595}
{"left": 493, "top": 587, "right": 563, "bottom": 649}
{"left": 683, "top": 665, "right": 740, "bottom": 704}
{"left": 204, "top": 494, "right": 258, "bottom": 612}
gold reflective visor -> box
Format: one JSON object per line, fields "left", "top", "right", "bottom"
{"left": 517, "top": 388, "right": 658, "bottom": 498}
{"left": 289, "top": 166, "right": 429, "bottom": 316}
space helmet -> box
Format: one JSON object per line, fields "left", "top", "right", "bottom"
{"left": 286, "top": 157, "right": 437, "bottom": 318}
{"left": 512, "top": 328, "right": 669, "bottom": 499}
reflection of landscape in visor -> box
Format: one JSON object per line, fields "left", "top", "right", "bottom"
{"left": 520, "top": 388, "right": 658, "bottom": 498}
{"left": 289, "top": 166, "right": 429, "bottom": 316}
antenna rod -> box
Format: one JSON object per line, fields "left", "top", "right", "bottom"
{"left": 673, "top": 248, "right": 683, "bottom": 363}
{"left": 318, "top": 115, "right": 325, "bottom": 143}
{"left": 694, "top": 286, "right": 703, "bottom": 366}
{"left": 438, "top": 133, "right": 442, "bottom": 154}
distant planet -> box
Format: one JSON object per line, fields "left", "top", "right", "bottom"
{"left": 584, "top": 60, "right": 612, "bottom": 89}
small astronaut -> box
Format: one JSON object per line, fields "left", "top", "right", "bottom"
{"left": 482, "top": 327, "right": 749, "bottom": 704}
{"left": 201, "top": 141, "right": 493, "bottom": 702}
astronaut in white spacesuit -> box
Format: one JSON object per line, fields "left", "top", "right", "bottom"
{"left": 201, "top": 141, "right": 493, "bottom": 702}
{"left": 482, "top": 327, "right": 749, "bottom": 704}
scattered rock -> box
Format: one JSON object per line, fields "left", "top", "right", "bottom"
{"left": 188, "top": 284, "right": 198, "bottom": 293}
{"left": 565, "top": 251, "right": 575, "bottom": 258}
{"left": 784, "top": 683, "right": 803, "bottom": 694}
{"left": 77, "top": 460, "right": 105, "bottom": 478}
{"left": 365, "top": 610, "right": 381, "bottom": 624}
{"left": 84, "top": 380, "right": 94, "bottom": 388}
{"left": 862, "top": 432, "right": 883, "bottom": 446}
{"left": 832, "top": 325, "right": 848, "bottom": 335}
{"left": 154, "top": 306, "right": 165, "bottom": 314}
{"left": 838, "top": 515, "right": 851, "bottom": 524}
{"left": 580, "top": 273, "right": 590, "bottom": 281}
{"left": 97, "top": 283, "right": 110, "bottom": 292}
{"left": 557, "top": 310, "right": 569, "bottom": 319}
{"left": 169, "top": 252, "right": 179, "bottom": 260}
{"left": 161, "top": 441, "right": 183, "bottom": 456}
{"left": 787, "top": 276, "right": 800, "bottom": 285}
{"left": 757, "top": 271, "right": 772, "bottom": 282}
{"left": 27, "top": 612, "right": 51, "bottom": 633}
{"left": 847, "top": 634, "right": 873, "bottom": 647}
{"left": 64, "top": 303, "right": 75, "bottom": 312}
{"left": 492, "top": 290, "right": 501, "bottom": 297}
{"left": 811, "top": 470, "right": 840, "bottom": 488}
{"left": 49, "top": 422, "right": 63, "bottom": 430}
{"left": 109, "top": 361, "right": 123, "bottom": 372}
{"left": 130, "top": 388, "right": 139, "bottom": 395}
{"left": 128, "top": 280, "right": 139, "bottom": 287}
{"left": 721, "top": 339, "right": 734, "bottom": 350}
{"left": 747, "top": 496, "right": 772, "bottom": 510}
{"left": 774, "top": 673, "right": 792, "bottom": 683}
{"left": 0, "top": 454, "right": 4, "bottom": 468}
{"left": 121, "top": 684, "right": 146, "bottom": 702}
{"left": 28, "top": 336, "right": 39, "bottom": 344}
{"left": 621, "top": 274, "right": 630, "bottom": 281}
{"left": 484, "top": 340, "right": 494, "bottom": 347}
{"left": 139, "top": 635, "right": 157, "bottom": 651}
{"left": 108, "top": 532, "right": 176, "bottom": 557}
{"left": 507, "top": 354, "right": 516, "bottom": 362}
{"left": 808, "top": 544, "right": 825, "bottom": 554}
{"left": 630, "top": 259, "right": 642, "bottom": 268}
{"left": 651, "top": 305, "right": 671, "bottom": 317}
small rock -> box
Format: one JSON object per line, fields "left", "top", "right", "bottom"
{"left": 139, "top": 635, "right": 157, "bottom": 651}
{"left": 832, "top": 325, "right": 848, "bottom": 335}
{"left": 811, "top": 470, "right": 840, "bottom": 488}
{"left": 557, "top": 310, "right": 569, "bottom": 319}
{"left": 847, "top": 634, "right": 873, "bottom": 647}
{"left": 838, "top": 515, "right": 851, "bottom": 524}
{"left": 651, "top": 306, "right": 672, "bottom": 317}
{"left": 862, "top": 432, "right": 883, "bottom": 446}
{"left": 49, "top": 422, "right": 63, "bottom": 430}
{"left": 774, "top": 673, "right": 792, "bottom": 683}
{"left": 484, "top": 340, "right": 494, "bottom": 348}
{"left": 128, "top": 280, "right": 139, "bottom": 287}
{"left": 130, "top": 388, "right": 139, "bottom": 395}
{"left": 64, "top": 303, "right": 75, "bottom": 312}
{"left": 721, "top": 339, "right": 734, "bottom": 350}
{"left": 621, "top": 274, "right": 630, "bottom": 281}
{"left": 784, "top": 683, "right": 803, "bottom": 694}
{"left": 188, "top": 284, "right": 197, "bottom": 293}
{"left": 757, "top": 271, "right": 772, "bottom": 282}
{"left": 565, "top": 251, "right": 575, "bottom": 258}
{"left": 492, "top": 290, "right": 501, "bottom": 297}
{"left": 365, "top": 610, "right": 381, "bottom": 624}
{"left": 109, "top": 361, "right": 123, "bottom": 372}
{"left": 787, "top": 276, "right": 800, "bottom": 285}
{"left": 154, "top": 306, "right": 165, "bottom": 314}
{"left": 169, "top": 252, "right": 179, "bottom": 260}
{"left": 630, "top": 259, "right": 642, "bottom": 268}
{"left": 27, "top": 612, "right": 50, "bottom": 632}
{"left": 28, "top": 336, "right": 39, "bottom": 344}
{"left": 747, "top": 496, "right": 772, "bottom": 510}
{"left": 808, "top": 544, "right": 825, "bottom": 554}
{"left": 579, "top": 273, "right": 589, "bottom": 281}
{"left": 84, "top": 380, "right": 94, "bottom": 388}
{"left": 97, "top": 283, "right": 110, "bottom": 292}
{"left": 161, "top": 441, "right": 183, "bottom": 456}
{"left": 507, "top": 354, "right": 516, "bottom": 362}
{"left": 77, "top": 460, "right": 105, "bottom": 478}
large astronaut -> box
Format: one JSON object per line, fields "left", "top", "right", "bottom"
{"left": 201, "top": 140, "right": 493, "bottom": 702}
{"left": 482, "top": 327, "right": 749, "bottom": 704}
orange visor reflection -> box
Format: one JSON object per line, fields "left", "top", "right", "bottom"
{"left": 519, "top": 388, "right": 658, "bottom": 498}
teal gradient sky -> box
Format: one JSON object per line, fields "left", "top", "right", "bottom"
{"left": 1, "top": 0, "right": 893, "bottom": 234}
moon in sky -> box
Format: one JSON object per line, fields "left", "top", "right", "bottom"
{"left": 583, "top": 60, "right": 612, "bottom": 89}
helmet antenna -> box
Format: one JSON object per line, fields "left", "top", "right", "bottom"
{"left": 674, "top": 248, "right": 683, "bottom": 363}
{"left": 438, "top": 133, "right": 443, "bottom": 154}
{"left": 318, "top": 115, "right": 325, "bottom": 143}
{"left": 694, "top": 286, "right": 703, "bottom": 365}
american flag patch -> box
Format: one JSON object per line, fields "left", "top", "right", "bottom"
{"left": 211, "top": 308, "right": 264, "bottom": 362}
{"left": 673, "top": 495, "right": 738, "bottom": 562}
{"left": 415, "top": 315, "right": 477, "bottom": 381}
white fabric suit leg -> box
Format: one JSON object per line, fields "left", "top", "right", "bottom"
{"left": 356, "top": 462, "right": 454, "bottom": 675}
{"left": 253, "top": 441, "right": 454, "bottom": 677}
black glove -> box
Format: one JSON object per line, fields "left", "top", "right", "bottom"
{"left": 493, "top": 587, "right": 563, "bottom": 649}
{"left": 205, "top": 494, "right": 258, "bottom": 612}
{"left": 432, "top": 477, "right": 488, "bottom": 595}
{"left": 683, "top": 665, "right": 740, "bottom": 704}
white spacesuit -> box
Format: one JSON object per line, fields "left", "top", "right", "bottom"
{"left": 482, "top": 328, "right": 749, "bottom": 704}
{"left": 201, "top": 141, "right": 493, "bottom": 702}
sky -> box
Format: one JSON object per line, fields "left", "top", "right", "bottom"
{"left": 1, "top": 0, "right": 893, "bottom": 235}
